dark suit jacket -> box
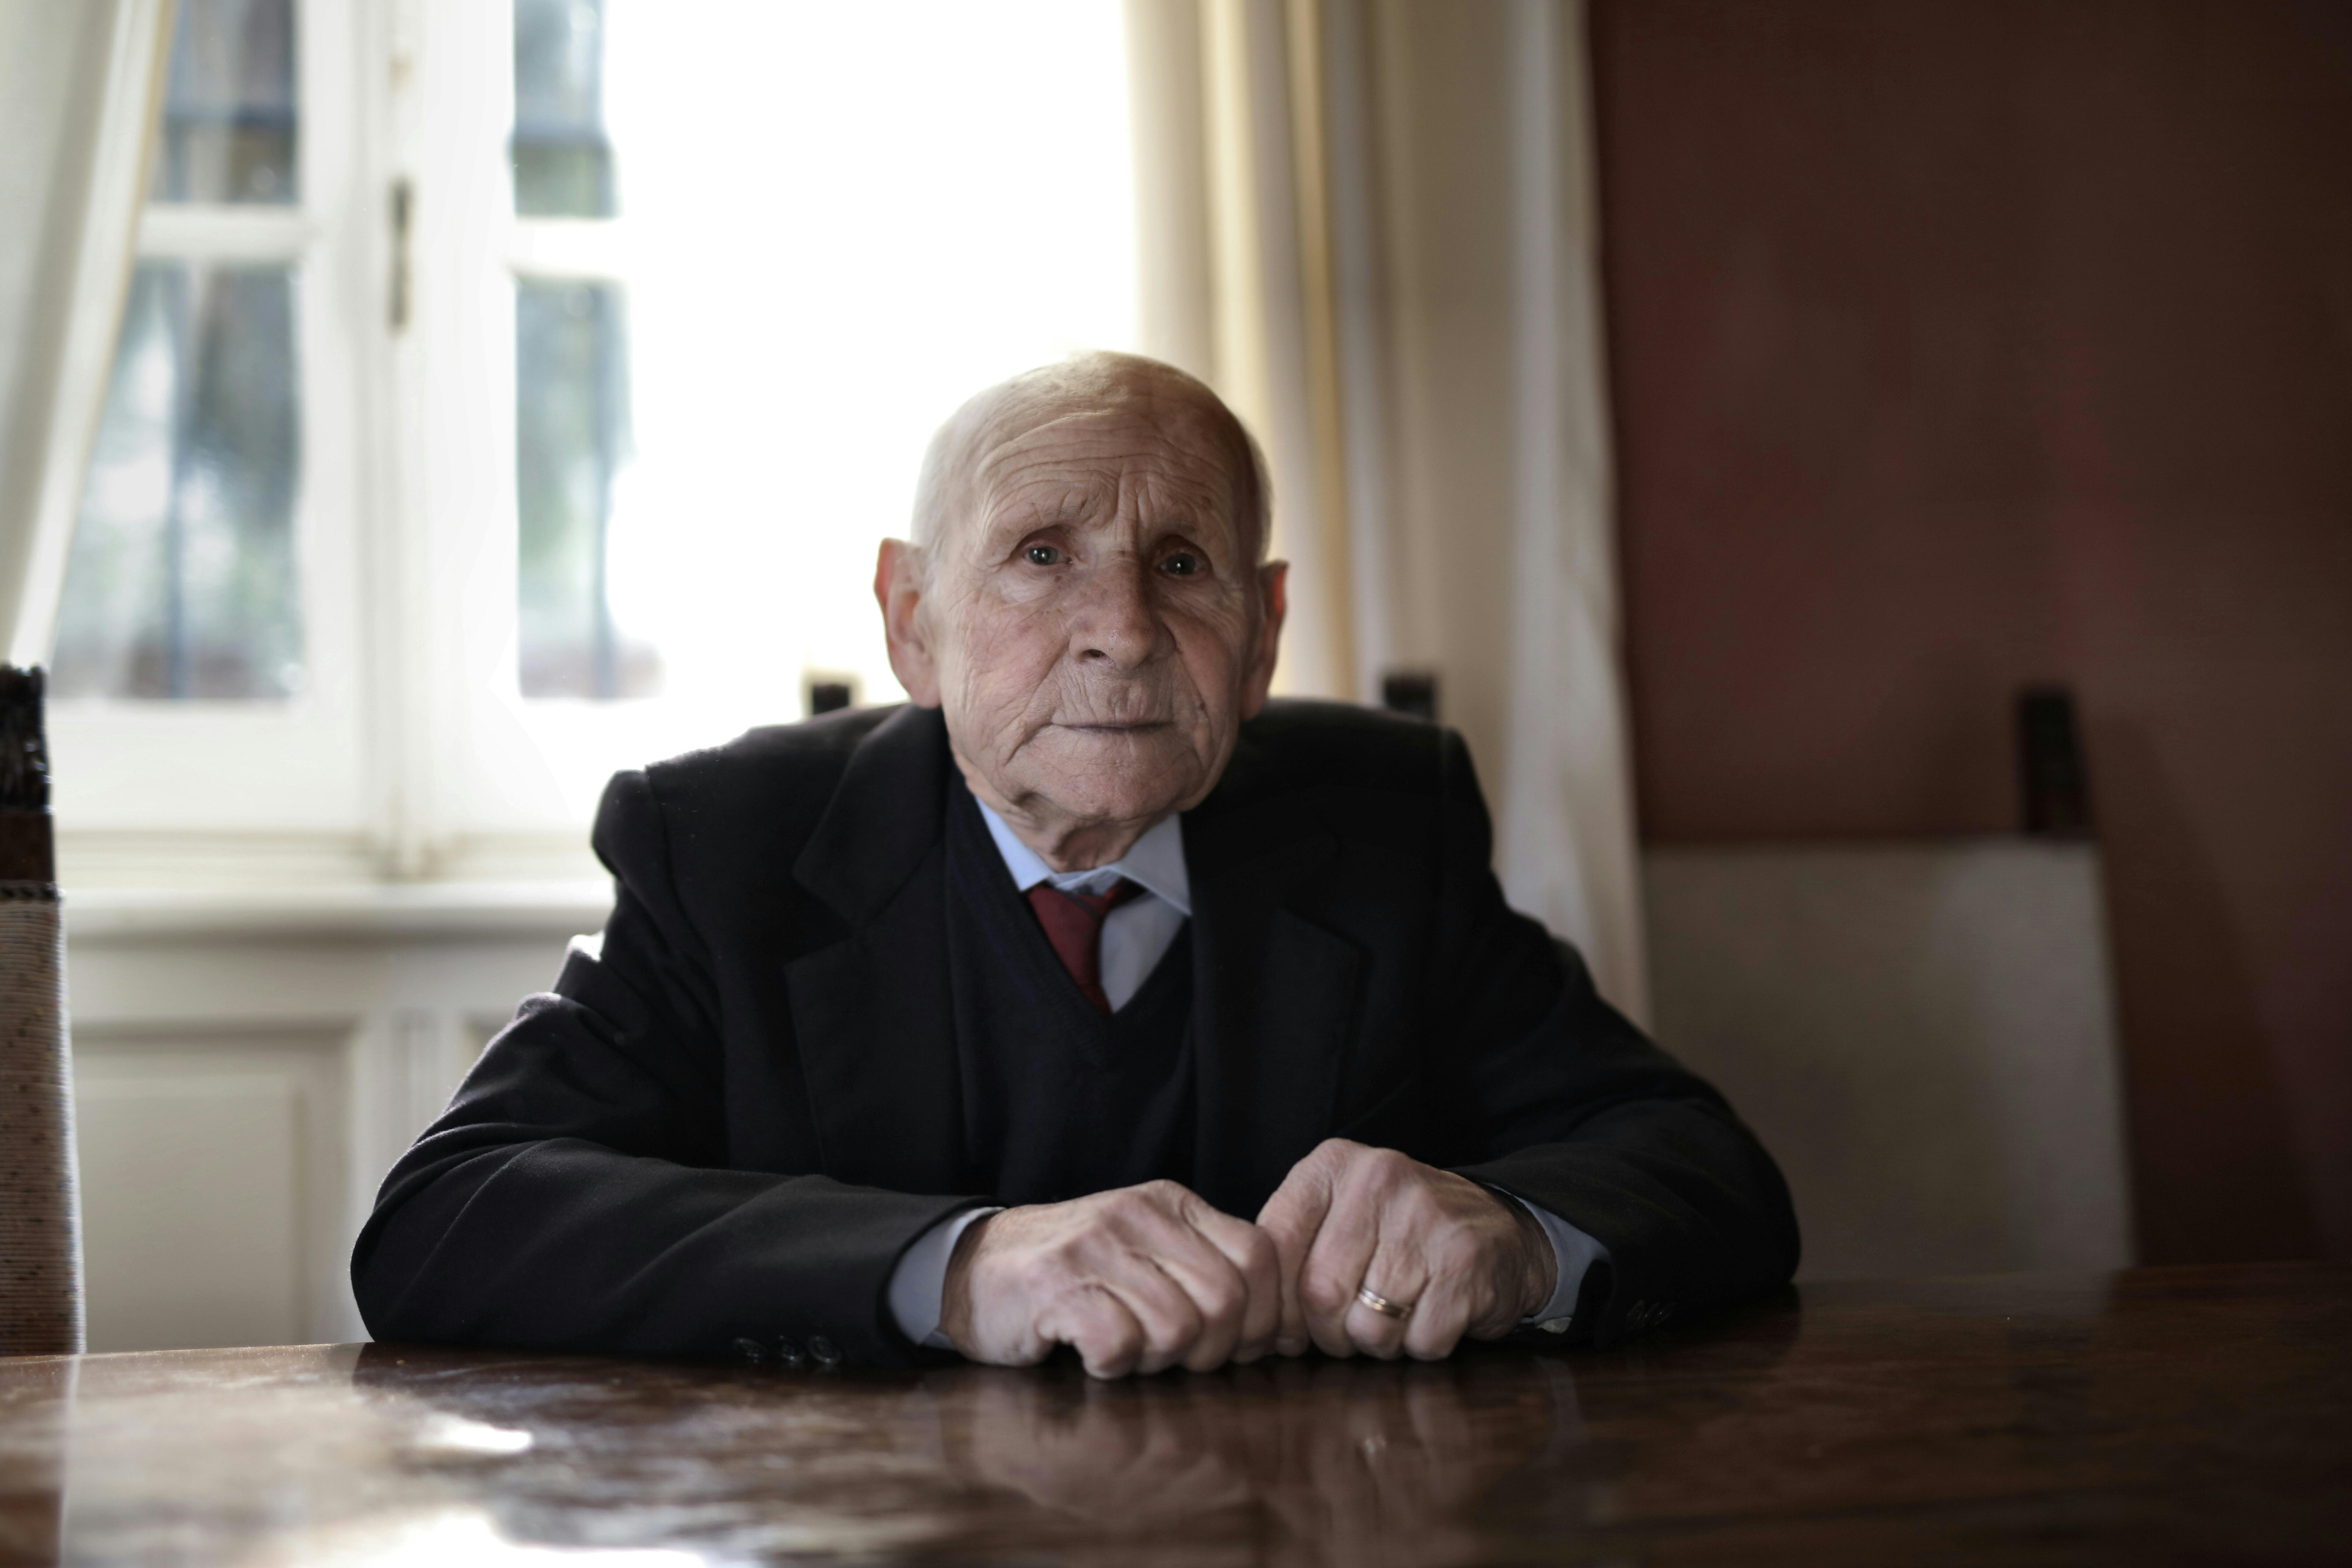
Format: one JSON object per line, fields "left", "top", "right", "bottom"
{"left": 352, "top": 701, "right": 1798, "bottom": 1369}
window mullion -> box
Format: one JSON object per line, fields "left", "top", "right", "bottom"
{"left": 137, "top": 207, "right": 315, "bottom": 262}
{"left": 379, "top": 0, "right": 522, "bottom": 878}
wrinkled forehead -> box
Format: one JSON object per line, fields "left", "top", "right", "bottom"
{"left": 973, "top": 401, "right": 1238, "bottom": 511}
{"left": 950, "top": 374, "right": 1263, "bottom": 555}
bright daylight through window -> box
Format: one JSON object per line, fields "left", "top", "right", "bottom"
{"left": 55, "top": 0, "right": 303, "bottom": 702}
{"left": 49, "top": 0, "right": 1139, "bottom": 885}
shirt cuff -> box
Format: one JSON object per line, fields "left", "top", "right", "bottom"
{"left": 886, "top": 1205, "right": 1003, "bottom": 1350}
{"left": 1495, "top": 1192, "right": 1610, "bottom": 1332}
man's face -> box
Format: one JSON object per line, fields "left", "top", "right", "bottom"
{"left": 880, "top": 387, "right": 1284, "bottom": 865}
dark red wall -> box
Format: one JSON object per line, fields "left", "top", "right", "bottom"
{"left": 1591, "top": 0, "right": 2352, "bottom": 1264}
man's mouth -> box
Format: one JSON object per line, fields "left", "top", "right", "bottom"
{"left": 1058, "top": 719, "right": 1173, "bottom": 734}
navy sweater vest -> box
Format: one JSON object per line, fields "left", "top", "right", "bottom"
{"left": 944, "top": 778, "right": 1196, "bottom": 1206}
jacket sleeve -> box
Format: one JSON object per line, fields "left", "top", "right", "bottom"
{"left": 349, "top": 769, "right": 979, "bottom": 1369}
{"left": 1425, "top": 730, "right": 1801, "bottom": 1344}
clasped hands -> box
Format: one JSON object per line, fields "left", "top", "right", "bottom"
{"left": 939, "top": 1139, "right": 1557, "bottom": 1378}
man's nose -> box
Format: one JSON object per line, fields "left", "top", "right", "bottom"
{"left": 1069, "top": 557, "right": 1164, "bottom": 670}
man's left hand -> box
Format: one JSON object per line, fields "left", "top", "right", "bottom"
{"left": 1256, "top": 1138, "right": 1555, "bottom": 1361}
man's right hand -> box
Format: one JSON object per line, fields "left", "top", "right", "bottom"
{"left": 940, "top": 1181, "right": 1281, "bottom": 1378}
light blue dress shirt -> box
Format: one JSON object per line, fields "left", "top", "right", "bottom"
{"left": 884, "top": 801, "right": 1608, "bottom": 1348}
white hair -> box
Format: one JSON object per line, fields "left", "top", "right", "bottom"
{"left": 907, "top": 351, "right": 1271, "bottom": 571}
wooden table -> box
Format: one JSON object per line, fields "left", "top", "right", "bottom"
{"left": 2, "top": 1263, "right": 2346, "bottom": 1565}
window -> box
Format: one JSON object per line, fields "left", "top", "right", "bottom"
{"left": 59, "top": 0, "right": 307, "bottom": 701}
{"left": 515, "top": 278, "right": 650, "bottom": 701}
{"left": 510, "top": 0, "right": 613, "bottom": 220}
{"left": 52, "top": 0, "right": 1139, "bottom": 888}
{"left": 151, "top": 0, "right": 300, "bottom": 207}
{"left": 49, "top": 0, "right": 368, "bottom": 866}
{"left": 509, "top": 1, "right": 651, "bottom": 701}
{"left": 55, "top": 260, "right": 303, "bottom": 701}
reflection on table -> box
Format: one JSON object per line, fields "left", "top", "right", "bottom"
{"left": 1, "top": 1263, "right": 2346, "bottom": 1565}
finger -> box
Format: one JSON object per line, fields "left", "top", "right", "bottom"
{"left": 1256, "top": 1161, "right": 1336, "bottom": 1356}
{"left": 1136, "top": 1226, "right": 1252, "bottom": 1373}
{"left": 1115, "top": 1185, "right": 1255, "bottom": 1371}
{"left": 1151, "top": 1255, "right": 1248, "bottom": 1373}
{"left": 1298, "top": 1183, "right": 1382, "bottom": 1358}
{"left": 1100, "top": 1249, "right": 1208, "bottom": 1376}
{"left": 1186, "top": 1201, "right": 1283, "bottom": 1362}
{"left": 1346, "top": 1245, "right": 1431, "bottom": 1360}
{"left": 1400, "top": 1271, "right": 1475, "bottom": 1362}
{"left": 1038, "top": 1284, "right": 1147, "bottom": 1380}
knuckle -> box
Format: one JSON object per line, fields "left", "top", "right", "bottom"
{"left": 1198, "top": 1276, "right": 1244, "bottom": 1322}
{"left": 1151, "top": 1313, "right": 1201, "bottom": 1356}
{"left": 1301, "top": 1270, "right": 1351, "bottom": 1315}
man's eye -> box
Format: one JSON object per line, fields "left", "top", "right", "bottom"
{"left": 1024, "top": 545, "right": 1065, "bottom": 566}
{"left": 1160, "top": 552, "right": 1203, "bottom": 577}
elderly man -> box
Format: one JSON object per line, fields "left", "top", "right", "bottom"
{"left": 354, "top": 353, "right": 1796, "bottom": 1376}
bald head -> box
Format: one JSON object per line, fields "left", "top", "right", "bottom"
{"left": 874, "top": 350, "right": 1289, "bottom": 872}
{"left": 910, "top": 352, "right": 1270, "bottom": 567}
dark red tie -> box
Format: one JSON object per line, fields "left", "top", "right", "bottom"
{"left": 1026, "top": 879, "right": 1142, "bottom": 1013}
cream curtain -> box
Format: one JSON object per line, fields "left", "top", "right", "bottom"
{"left": 0, "top": 0, "right": 170, "bottom": 1355}
{"left": 1127, "top": 0, "right": 1650, "bottom": 1020}
{"left": 0, "top": 0, "right": 177, "bottom": 667}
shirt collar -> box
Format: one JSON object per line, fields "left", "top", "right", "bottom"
{"left": 974, "top": 798, "right": 1192, "bottom": 918}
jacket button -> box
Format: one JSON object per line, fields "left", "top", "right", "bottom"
{"left": 775, "top": 1337, "right": 805, "bottom": 1368}
{"left": 808, "top": 1335, "right": 842, "bottom": 1367}
{"left": 731, "top": 1336, "right": 767, "bottom": 1366}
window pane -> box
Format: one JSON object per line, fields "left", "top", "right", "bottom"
{"left": 150, "top": 0, "right": 298, "bottom": 205}
{"left": 516, "top": 279, "right": 658, "bottom": 700}
{"left": 512, "top": 0, "right": 615, "bottom": 217}
{"left": 53, "top": 263, "right": 305, "bottom": 701}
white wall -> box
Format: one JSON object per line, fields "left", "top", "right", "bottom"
{"left": 65, "top": 890, "right": 603, "bottom": 1351}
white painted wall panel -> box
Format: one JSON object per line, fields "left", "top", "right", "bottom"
{"left": 74, "top": 1039, "right": 345, "bottom": 1351}
{"left": 62, "top": 898, "right": 599, "bottom": 1351}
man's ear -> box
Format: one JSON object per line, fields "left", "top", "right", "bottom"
{"left": 875, "top": 538, "right": 942, "bottom": 708}
{"left": 1240, "top": 560, "right": 1288, "bottom": 719}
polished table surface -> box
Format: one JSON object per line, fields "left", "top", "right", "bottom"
{"left": 2, "top": 1262, "right": 2346, "bottom": 1566}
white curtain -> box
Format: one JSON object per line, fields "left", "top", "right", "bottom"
{"left": 1127, "top": 0, "right": 1650, "bottom": 1021}
{"left": 0, "top": 0, "right": 177, "bottom": 667}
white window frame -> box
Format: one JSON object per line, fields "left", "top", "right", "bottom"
{"left": 52, "top": 0, "right": 381, "bottom": 888}
{"left": 395, "top": 0, "right": 656, "bottom": 880}
{"left": 54, "top": 0, "right": 618, "bottom": 890}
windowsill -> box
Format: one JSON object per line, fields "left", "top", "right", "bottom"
{"left": 63, "top": 880, "right": 613, "bottom": 941}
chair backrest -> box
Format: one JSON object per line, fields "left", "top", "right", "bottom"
{"left": 1644, "top": 840, "right": 2134, "bottom": 1280}
{"left": 0, "top": 665, "right": 81, "bottom": 1355}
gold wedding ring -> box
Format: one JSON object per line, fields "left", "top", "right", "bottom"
{"left": 1355, "top": 1285, "right": 1413, "bottom": 1321}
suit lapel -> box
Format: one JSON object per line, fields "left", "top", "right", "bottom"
{"left": 1184, "top": 764, "right": 1362, "bottom": 1218}
{"left": 786, "top": 706, "right": 966, "bottom": 1194}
